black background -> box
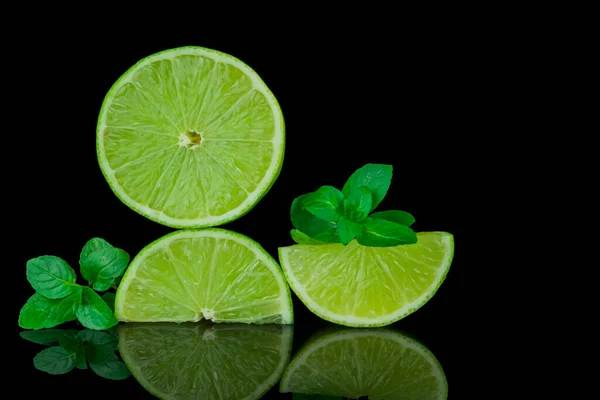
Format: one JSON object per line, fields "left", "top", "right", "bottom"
{"left": 7, "top": 24, "right": 480, "bottom": 399}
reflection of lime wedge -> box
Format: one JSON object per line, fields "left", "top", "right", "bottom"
{"left": 119, "top": 323, "right": 292, "bottom": 400}
{"left": 115, "top": 229, "right": 293, "bottom": 324}
{"left": 279, "top": 232, "right": 453, "bottom": 327}
{"left": 280, "top": 328, "right": 447, "bottom": 399}
{"left": 97, "top": 46, "right": 284, "bottom": 228}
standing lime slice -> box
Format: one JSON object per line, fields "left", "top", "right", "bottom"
{"left": 279, "top": 232, "right": 454, "bottom": 327}
{"left": 115, "top": 229, "right": 293, "bottom": 324}
{"left": 97, "top": 46, "right": 284, "bottom": 228}
{"left": 119, "top": 323, "right": 293, "bottom": 400}
{"left": 280, "top": 328, "right": 447, "bottom": 399}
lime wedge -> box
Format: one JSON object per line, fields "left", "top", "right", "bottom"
{"left": 119, "top": 323, "right": 292, "bottom": 400}
{"left": 278, "top": 232, "right": 453, "bottom": 327}
{"left": 115, "top": 229, "right": 293, "bottom": 324}
{"left": 97, "top": 46, "right": 284, "bottom": 228}
{"left": 280, "top": 328, "right": 447, "bottom": 399}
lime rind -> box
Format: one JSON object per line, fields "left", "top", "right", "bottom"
{"left": 97, "top": 46, "right": 285, "bottom": 228}
{"left": 278, "top": 232, "right": 454, "bottom": 327}
{"left": 115, "top": 228, "right": 293, "bottom": 324}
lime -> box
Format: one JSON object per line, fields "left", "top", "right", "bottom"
{"left": 278, "top": 232, "right": 453, "bottom": 327}
{"left": 280, "top": 327, "right": 447, "bottom": 399}
{"left": 119, "top": 322, "right": 292, "bottom": 400}
{"left": 115, "top": 229, "right": 293, "bottom": 324}
{"left": 97, "top": 46, "right": 284, "bottom": 228}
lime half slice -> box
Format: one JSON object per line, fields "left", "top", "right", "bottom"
{"left": 97, "top": 46, "right": 284, "bottom": 228}
{"left": 279, "top": 232, "right": 454, "bottom": 327}
{"left": 280, "top": 328, "right": 447, "bottom": 399}
{"left": 115, "top": 229, "right": 293, "bottom": 324}
{"left": 119, "top": 323, "right": 292, "bottom": 400}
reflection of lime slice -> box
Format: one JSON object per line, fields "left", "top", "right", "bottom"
{"left": 280, "top": 328, "right": 447, "bottom": 399}
{"left": 115, "top": 229, "right": 293, "bottom": 324}
{"left": 279, "top": 232, "right": 453, "bottom": 327}
{"left": 119, "top": 323, "right": 292, "bottom": 400}
{"left": 97, "top": 46, "right": 284, "bottom": 228}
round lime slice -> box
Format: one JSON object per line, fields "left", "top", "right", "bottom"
{"left": 119, "top": 323, "right": 293, "bottom": 400}
{"left": 280, "top": 328, "right": 447, "bottom": 399}
{"left": 97, "top": 46, "right": 284, "bottom": 228}
{"left": 115, "top": 229, "right": 293, "bottom": 324}
{"left": 279, "top": 232, "right": 454, "bottom": 327}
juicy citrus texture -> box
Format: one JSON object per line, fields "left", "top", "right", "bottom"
{"left": 119, "top": 323, "right": 292, "bottom": 400}
{"left": 279, "top": 232, "right": 453, "bottom": 327}
{"left": 280, "top": 328, "right": 447, "bottom": 399}
{"left": 115, "top": 229, "right": 293, "bottom": 324}
{"left": 97, "top": 46, "right": 284, "bottom": 228}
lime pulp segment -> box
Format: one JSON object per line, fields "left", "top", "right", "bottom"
{"left": 115, "top": 229, "right": 293, "bottom": 324}
{"left": 97, "top": 46, "right": 285, "bottom": 228}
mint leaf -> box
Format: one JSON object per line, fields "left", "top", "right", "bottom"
{"left": 337, "top": 217, "right": 363, "bottom": 245}
{"left": 102, "top": 292, "right": 116, "bottom": 313}
{"left": 77, "top": 330, "right": 118, "bottom": 363}
{"left": 342, "top": 164, "right": 392, "bottom": 212}
{"left": 370, "top": 210, "right": 415, "bottom": 226}
{"left": 81, "top": 248, "right": 130, "bottom": 292}
{"left": 357, "top": 218, "right": 417, "bottom": 247}
{"left": 89, "top": 352, "right": 131, "bottom": 380}
{"left": 80, "top": 238, "right": 113, "bottom": 266}
{"left": 343, "top": 186, "right": 372, "bottom": 222}
{"left": 33, "top": 346, "right": 76, "bottom": 375}
{"left": 291, "top": 195, "right": 340, "bottom": 243}
{"left": 290, "top": 229, "right": 330, "bottom": 245}
{"left": 26, "top": 256, "right": 78, "bottom": 299}
{"left": 303, "top": 186, "right": 344, "bottom": 222}
{"left": 76, "top": 287, "right": 118, "bottom": 330}
{"left": 19, "top": 329, "right": 78, "bottom": 345}
{"left": 19, "top": 291, "right": 81, "bottom": 330}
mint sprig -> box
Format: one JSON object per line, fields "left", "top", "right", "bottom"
{"left": 19, "top": 238, "right": 129, "bottom": 331}
{"left": 290, "top": 164, "right": 417, "bottom": 247}
{"left": 21, "top": 328, "right": 131, "bottom": 379}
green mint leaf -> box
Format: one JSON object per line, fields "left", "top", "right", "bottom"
{"left": 33, "top": 346, "right": 76, "bottom": 375}
{"left": 343, "top": 186, "right": 372, "bottom": 222}
{"left": 357, "top": 218, "right": 418, "bottom": 247}
{"left": 77, "top": 330, "right": 119, "bottom": 363}
{"left": 76, "top": 287, "right": 118, "bottom": 330}
{"left": 302, "top": 185, "right": 344, "bottom": 222}
{"left": 102, "top": 292, "right": 116, "bottom": 313}
{"left": 26, "top": 256, "right": 78, "bottom": 299}
{"left": 89, "top": 352, "right": 131, "bottom": 380}
{"left": 342, "top": 164, "right": 392, "bottom": 212}
{"left": 81, "top": 248, "right": 130, "bottom": 292}
{"left": 337, "top": 217, "right": 364, "bottom": 245}
{"left": 19, "top": 290, "right": 81, "bottom": 330}
{"left": 369, "top": 210, "right": 415, "bottom": 226}
{"left": 80, "top": 238, "right": 113, "bottom": 266}
{"left": 290, "top": 229, "right": 330, "bottom": 245}
{"left": 19, "top": 329, "right": 78, "bottom": 345}
{"left": 293, "top": 394, "right": 343, "bottom": 400}
{"left": 291, "top": 194, "right": 341, "bottom": 243}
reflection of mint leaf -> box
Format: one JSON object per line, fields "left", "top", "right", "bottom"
{"left": 19, "top": 291, "right": 81, "bottom": 330}
{"left": 26, "top": 256, "right": 78, "bottom": 299}
{"left": 76, "top": 288, "right": 118, "bottom": 330}
{"left": 293, "top": 394, "right": 342, "bottom": 400}
{"left": 33, "top": 346, "right": 76, "bottom": 375}
{"left": 342, "top": 164, "right": 392, "bottom": 212}
{"left": 291, "top": 195, "right": 340, "bottom": 243}
{"left": 101, "top": 292, "right": 116, "bottom": 313}
{"left": 290, "top": 229, "right": 329, "bottom": 245}
{"left": 58, "top": 332, "right": 80, "bottom": 353}
{"left": 303, "top": 186, "right": 344, "bottom": 222}
{"left": 343, "top": 186, "right": 372, "bottom": 222}
{"left": 81, "top": 248, "right": 129, "bottom": 292}
{"left": 357, "top": 218, "right": 417, "bottom": 247}
{"left": 80, "top": 238, "right": 113, "bottom": 265}
{"left": 75, "top": 350, "right": 88, "bottom": 369}
{"left": 77, "top": 330, "right": 118, "bottom": 363}
{"left": 369, "top": 210, "right": 415, "bottom": 226}
{"left": 337, "top": 217, "right": 363, "bottom": 245}
{"left": 89, "top": 353, "right": 131, "bottom": 380}
{"left": 19, "top": 329, "right": 78, "bottom": 345}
